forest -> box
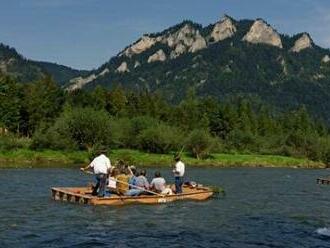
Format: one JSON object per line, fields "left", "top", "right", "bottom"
{"left": 1, "top": 73, "right": 330, "bottom": 165}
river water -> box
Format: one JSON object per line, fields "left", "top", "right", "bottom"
{"left": 0, "top": 167, "right": 330, "bottom": 247}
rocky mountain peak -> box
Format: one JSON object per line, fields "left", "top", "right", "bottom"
{"left": 211, "top": 15, "right": 237, "bottom": 42}
{"left": 290, "top": 33, "right": 313, "bottom": 53}
{"left": 163, "top": 23, "right": 206, "bottom": 57}
{"left": 242, "top": 19, "right": 283, "bottom": 48}
{"left": 166, "top": 24, "right": 197, "bottom": 48}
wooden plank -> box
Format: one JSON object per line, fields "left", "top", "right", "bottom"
{"left": 51, "top": 186, "right": 214, "bottom": 206}
{"left": 317, "top": 177, "right": 330, "bottom": 185}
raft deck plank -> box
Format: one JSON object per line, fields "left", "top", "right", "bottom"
{"left": 51, "top": 186, "right": 214, "bottom": 205}
{"left": 317, "top": 177, "right": 330, "bottom": 185}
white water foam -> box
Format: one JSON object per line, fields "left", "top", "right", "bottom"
{"left": 316, "top": 227, "right": 330, "bottom": 237}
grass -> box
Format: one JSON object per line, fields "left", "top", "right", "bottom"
{"left": 0, "top": 148, "right": 325, "bottom": 169}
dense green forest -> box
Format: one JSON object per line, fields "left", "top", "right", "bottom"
{"left": 1, "top": 73, "right": 330, "bottom": 165}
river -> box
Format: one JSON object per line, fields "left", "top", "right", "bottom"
{"left": 0, "top": 167, "right": 330, "bottom": 247}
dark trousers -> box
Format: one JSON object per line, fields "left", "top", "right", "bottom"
{"left": 175, "top": 176, "right": 184, "bottom": 194}
{"left": 92, "top": 173, "right": 107, "bottom": 197}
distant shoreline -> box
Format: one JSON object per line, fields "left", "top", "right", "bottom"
{"left": 0, "top": 149, "right": 325, "bottom": 169}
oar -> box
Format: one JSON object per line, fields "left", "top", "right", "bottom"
{"left": 80, "top": 169, "right": 164, "bottom": 197}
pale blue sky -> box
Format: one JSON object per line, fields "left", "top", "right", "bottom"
{"left": 1, "top": 0, "right": 330, "bottom": 69}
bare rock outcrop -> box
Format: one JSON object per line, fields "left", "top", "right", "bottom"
{"left": 170, "top": 43, "right": 187, "bottom": 59}
{"left": 322, "top": 55, "right": 330, "bottom": 63}
{"left": 99, "top": 68, "right": 109, "bottom": 76}
{"left": 67, "top": 68, "right": 111, "bottom": 90}
{"left": 122, "top": 36, "right": 157, "bottom": 57}
{"left": 148, "top": 49, "right": 167, "bottom": 63}
{"left": 68, "top": 74, "right": 97, "bottom": 91}
{"left": 290, "top": 33, "right": 312, "bottom": 53}
{"left": 134, "top": 61, "right": 141, "bottom": 68}
{"left": 116, "top": 62, "right": 130, "bottom": 73}
{"left": 164, "top": 24, "right": 207, "bottom": 58}
{"left": 0, "top": 58, "right": 16, "bottom": 73}
{"left": 189, "top": 31, "right": 207, "bottom": 53}
{"left": 166, "top": 24, "right": 196, "bottom": 47}
{"left": 243, "top": 20, "right": 282, "bottom": 48}
{"left": 211, "top": 16, "right": 237, "bottom": 42}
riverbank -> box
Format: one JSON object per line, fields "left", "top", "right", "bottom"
{"left": 0, "top": 148, "right": 325, "bottom": 168}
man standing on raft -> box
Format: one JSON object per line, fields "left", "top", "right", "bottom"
{"left": 80, "top": 148, "right": 112, "bottom": 197}
{"left": 173, "top": 155, "right": 185, "bottom": 194}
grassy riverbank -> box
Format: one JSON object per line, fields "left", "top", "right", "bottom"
{"left": 0, "top": 148, "right": 325, "bottom": 168}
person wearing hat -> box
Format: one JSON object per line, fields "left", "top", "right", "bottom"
{"left": 173, "top": 155, "right": 185, "bottom": 194}
{"left": 80, "top": 148, "right": 112, "bottom": 197}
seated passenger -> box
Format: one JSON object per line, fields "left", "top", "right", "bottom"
{"left": 128, "top": 166, "right": 138, "bottom": 188}
{"left": 116, "top": 168, "right": 130, "bottom": 195}
{"left": 107, "top": 168, "right": 119, "bottom": 193}
{"left": 125, "top": 169, "right": 149, "bottom": 196}
{"left": 135, "top": 169, "right": 149, "bottom": 190}
{"left": 150, "top": 171, "right": 173, "bottom": 195}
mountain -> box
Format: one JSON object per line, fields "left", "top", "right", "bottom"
{"left": 66, "top": 15, "right": 330, "bottom": 122}
{"left": 0, "top": 43, "right": 87, "bottom": 85}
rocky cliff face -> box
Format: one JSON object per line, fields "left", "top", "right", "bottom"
{"left": 170, "top": 43, "right": 186, "bottom": 59}
{"left": 68, "top": 74, "right": 97, "bottom": 91}
{"left": 322, "top": 55, "right": 330, "bottom": 63}
{"left": 121, "top": 36, "right": 158, "bottom": 57}
{"left": 290, "top": 33, "right": 313, "bottom": 52}
{"left": 211, "top": 16, "right": 237, "bottom": 42}
{"left": 116, "top": 62, "right": 129, "bottom": 73}
{"left": 243, "top": 20, "right": 282, "bottom": 48}
{"left": 188, "top": 31, "right": 207, "bottom": 52}
{"left": 67, "top": 68, "right": 109, "bottom": 90}
{"left": 0, "top": 58, "right": 17, "bottom": 73}
{"left": 148, "top": 49, "right": 167, "bottom": 63}
{"left": 134, "top": 61, "right": 141, "bottom": 68}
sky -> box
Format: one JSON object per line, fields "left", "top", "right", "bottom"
{"left": 0, "top": 0, "right": 330, "bottom": 70}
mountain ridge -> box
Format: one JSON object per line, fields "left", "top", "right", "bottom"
{"left": 0, "top": 43, "right": 88, "bottom": 85}
{"left": 64, "top": 15, "right": 330, "bottom": 122}
{"left": 67, "top": 15, "right": 330, "bottom": 91}
{"left": 1, "top": 14, "right": 330, "bottom": 122}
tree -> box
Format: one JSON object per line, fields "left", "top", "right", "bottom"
{"left": 32, "top": 107, "right": 113, "bottom": 151}
{"left": 185, "top": 129, "right": 216, "bottom": 159}
{"left": 24, "top": 75, "right": 64, "bottom": 135}
{"left": 0, "top": 75, "right": 22, "bottom": 132}
{"left": 90, "top": 85, "right": 107, "bottom": 110}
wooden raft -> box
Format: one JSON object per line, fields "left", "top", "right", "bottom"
{"left": 51, "top": 186, "right": 214, "bottom": 206}
{"left": 317, "top": 177, "right": 330, "bottom": 185}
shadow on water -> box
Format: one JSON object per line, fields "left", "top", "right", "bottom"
{"left": 1, "top": 167, "right": 330, "bottom": 247}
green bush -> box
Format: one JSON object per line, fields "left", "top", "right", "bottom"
{"left": 226, "top": 129, "right": 258, "bottom": 152}
{"left": 137, "top": 123, "right": 184, "bottom": 154}
{"left": 32, "top": 107, "right": 113, "bottom": 151}
{"left": 111, "top": 116, "right": 159, "bottom": 149}
{"left": 322, "top": 148, "right": 330, "bottom": 166}
{"left": 31, "top": 125, "right": 77, "bottom": 151}
{"left": 0, "top": 134, "right": 31, "bottom": 151}
{"left": 110, "top": 117, "right": 131, "bottom": 148}
{"left": 185, "top": 129, "right": 217, "bottom": 159}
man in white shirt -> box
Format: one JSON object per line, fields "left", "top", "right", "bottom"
{"left": 150, "top": 171, "right": 173, "bottom": 195}
{"left": 173, "top": 155, "right": 185, "bottom": 194}
{"left": 81, "top": 149, "right": 111, "bottom": 197}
